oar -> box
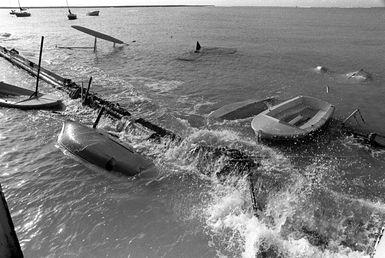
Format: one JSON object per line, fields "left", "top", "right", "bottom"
{"left": 30, "top": 36, "right": 44, "bottom": 99}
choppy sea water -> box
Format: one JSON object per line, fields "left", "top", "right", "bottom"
{"left": 1, "top": 6, "right": 385, "bottom": 258}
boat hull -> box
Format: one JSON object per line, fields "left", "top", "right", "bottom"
{"left": 57, "top": 120, "right": 155, "bottom": 177}
{"left": 67, "top": 14, "right": 77, "bottom": 20}
{"left": 87, "top": 11, "right": 99, "bottom": 16}
{"left": 208, "top": 97, "right": 277, "bottom": 121}
{"left": 0, "top": 81, "right": 61, "bottom": 110}
{"left": 251, "top": 95, "right": 334, "bottom": 141}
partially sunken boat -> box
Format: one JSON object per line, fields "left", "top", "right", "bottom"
{"left": 0, "top": 81, "right": 61, "bottom": 109}
{"left": 0, "top": 37, "right": 61, "bottom": 110}
{"left": 58, "top": 120, "right": 155, "bottom": 177}
{"left": 208, "top": 97, "right": 276, "bottom": 121}
{"left": 251, "top": 95, "right": 334, "bottom": 141}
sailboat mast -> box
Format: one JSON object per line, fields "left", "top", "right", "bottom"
{"left": 65, "top": 0, "right": 71, "bottom": 13}
{"left": 17, "top": 0, "right": 22, "bottom": 11}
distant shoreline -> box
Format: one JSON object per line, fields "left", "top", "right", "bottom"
{"left": 0, "top": 5, "right": 383, "bottom": 9}
{"left": 0, "top": 5, "right": 214, "bottom": 9}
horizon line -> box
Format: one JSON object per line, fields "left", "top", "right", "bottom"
{"left": 1, "top": 5, "right": 383, "bottom": 9}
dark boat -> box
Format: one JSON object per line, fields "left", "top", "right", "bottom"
{"left": 0, "top": 184, "right": 23, "bottom": 258}
{"left": 13, "top": 0, "right": 30, "bottom": 17}
{"left": 87, "top": 10, "right": 99, "bottom": 16}
{"left": 58, "top": 120, "right": 155, "bottom": 177}
{"left": 66, "top": 0, "right": 77, "bottom": 20}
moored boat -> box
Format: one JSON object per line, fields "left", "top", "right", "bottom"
{"left": 87, "top": 10, "right": 99, "bottom": 16}
{"left": 251, "top": 95, "right": 334, "bottom": 141}
{"left": 65, "top": 0, "right": 77, "bottom": 20}
{"left": 14, "top": 11, "right": 30, "bottom": 17}
{"left": 57, "top": 120, "right": 155, "bottom": 177}
{"left": 67, "top": 12, "right": 77, "bottom": 20}
{"left": 0, "top": 81, "right": 61, "bottom": 110}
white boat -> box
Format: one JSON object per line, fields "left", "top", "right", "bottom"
{"left": 251, "top": 95, "right": 334, "bottom": 141}
{"left": 0, "top": 81, "right": 61, "bottom": 110}
{"left": 58, "top": 120, "right": 155, "bottom": 177}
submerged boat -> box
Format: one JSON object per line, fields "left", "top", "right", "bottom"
{"left": 0, "top": 81, "right": 61, "bottom": 109}
{"left": 251, "top": 95, "right": 334, "bottom": 141}
{"left": 87, "top": 10, "right": 99, "bottom": 16}
{"left": 58, "top": 120, "right": 155, "bottom": 177}
{"left": 208, "top": 97, "right": 277, "bottom": 121}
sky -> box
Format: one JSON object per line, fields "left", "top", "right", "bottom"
{"left": 2, "top": 0, "right": 384, "bottom": 8}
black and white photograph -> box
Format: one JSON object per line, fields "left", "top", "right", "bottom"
{"left": 0, "top": 0, "right": 385, "bottom": 257}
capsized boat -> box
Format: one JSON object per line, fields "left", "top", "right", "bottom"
{"left": 87, "top": 10, "right": 99, "bottom": 16}
{"left": 57, "top": 120, "right": 155, "bottom": 177}
{"left": 251, "top": 95, "right": 334, "bottom": 141}
{"left": 208, "top": 97, "right": 277, "bottom": 121}
{"left": 0, "top": 81, "right": 61, "bottom": 110}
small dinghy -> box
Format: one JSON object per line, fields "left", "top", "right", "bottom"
{"left": 0, "top": 81, "right": 61, "bottom": 110}
{"left": 58, "top": 120, "right": 155, "bottom": 177}
{"left": 251, "top": 95, "right": 334, "bottom": 141}
{"left": 208, "top": 97, "right": 277, "bottom": 121}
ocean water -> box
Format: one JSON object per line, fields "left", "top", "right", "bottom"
{"left": 1, "top": 6, "right": 385, "bottom": 258}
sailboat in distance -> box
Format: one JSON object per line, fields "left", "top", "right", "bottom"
{"left": 66, "top": 0, "right": 77, "bottom": 20}
{"left": 14, "top": 0, "right": 30, "bottom": 17}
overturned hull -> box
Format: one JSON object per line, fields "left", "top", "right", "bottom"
{"left": 58, "top": 120, "right": 154, "bottom": 177}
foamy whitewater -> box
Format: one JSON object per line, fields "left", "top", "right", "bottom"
{"left": 1, "top": 6, "right": 385, "bottom": 258}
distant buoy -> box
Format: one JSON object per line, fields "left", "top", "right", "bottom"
{"left": 315, "top": 66, "right": 328, "bottom": 73}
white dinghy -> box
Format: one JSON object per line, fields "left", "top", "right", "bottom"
{"left": 251, "top": 95, "right": 334, "bottom": 141}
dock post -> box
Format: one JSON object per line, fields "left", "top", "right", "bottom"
{"left": 93, "top": 37, "right": 97, "bottom": 52}
{"left": 83, "top": 77, "right": 92, "bottom": 105}
{"left": 93, "top": 106, "right": 105, "bottom": 128}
